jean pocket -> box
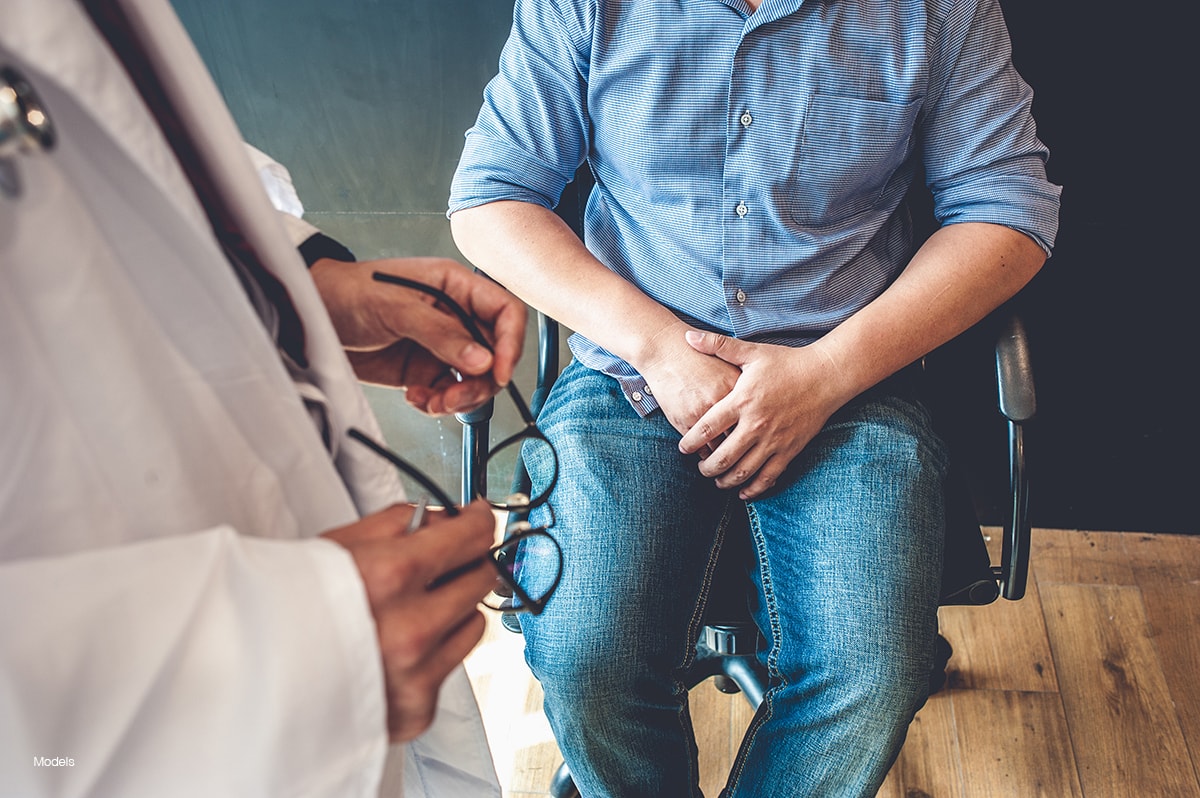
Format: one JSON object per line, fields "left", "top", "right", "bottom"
{"left": 789, "top": 93, "right": 919, "bottom": 226}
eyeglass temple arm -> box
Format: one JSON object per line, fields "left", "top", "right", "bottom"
{"left": 347, "top": 428, "right": 460, "bottom": 514}
{"left": 443, "top": 256, "right": 559, "bottom": 505}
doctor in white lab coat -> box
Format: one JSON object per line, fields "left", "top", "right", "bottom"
{"left": 0, "top": 0, "right": 520, "bottom": 795}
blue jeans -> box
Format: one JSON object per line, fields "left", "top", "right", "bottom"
{"left": 518, "top": 360, "right": 948, "bottom": 797}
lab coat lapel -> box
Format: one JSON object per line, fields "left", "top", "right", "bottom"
{"left": 100, "top": 0, "right": 403, "bottom": 516}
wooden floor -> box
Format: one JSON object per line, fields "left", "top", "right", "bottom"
{"left": 463, "top": 528, "right": 1200, "bottom": 797}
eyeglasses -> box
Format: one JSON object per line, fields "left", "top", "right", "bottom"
{"left": 346, "top": 272, "right": 564, "bottom": 615}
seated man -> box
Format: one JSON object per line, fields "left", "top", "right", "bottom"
{"left": 447, "top": 0, "right": 1060, "bottom": 794}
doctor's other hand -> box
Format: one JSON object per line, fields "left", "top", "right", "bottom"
{"left": 311, "top": 256, "right": 526, "bottom": 415}
{"left": 321, "top": 500, "right": 498, "bottom": 742}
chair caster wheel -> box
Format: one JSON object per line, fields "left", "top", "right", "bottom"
{"left": 500, "top": 610, "right": 522, "bottom": 634}
{"left": 713, "top": 675, "right": 742, "bottom": 694}
{"left": 929, "top": 633, "right": 953, "bottom": 696}
{"left": 934, "top": 633, "right": 953, "bottom": 664}
{"left": 550, "top": 762, "right": 580, "bottom": 798}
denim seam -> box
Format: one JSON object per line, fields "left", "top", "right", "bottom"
{"left": 723, "top": 502, "right": 784, "bottom": 795}
{"left": 677, "top": 498, "right": 735, "bottom": 798}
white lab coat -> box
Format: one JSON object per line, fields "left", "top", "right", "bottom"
{"left": 0, "top": 1, "right": 499, "bottom": 795}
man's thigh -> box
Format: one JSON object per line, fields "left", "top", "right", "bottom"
{"left": 518, "top": 361, "right": 732, "bottom": 671}
{"left": 746, "top": 391, "right": 948, "bottom": 682}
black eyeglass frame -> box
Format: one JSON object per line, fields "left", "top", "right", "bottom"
{"left": 371, "top": 272, "right": 560, "bottom": 514}
{"left": 346, "top": 428, "right": 562, "bottom": 615}
{"left": 344, "top": 272, "right": 564, "bottom": 615}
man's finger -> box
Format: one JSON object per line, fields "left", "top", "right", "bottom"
{"left": 476, "top": 298, "right": 525, "bottom": 387}
{"left": 404, "top": 500, "right": 497, "bottom": 574}
{"left": 737, "top": 454, "right": 785, "bottom": 500}
{"left": 678, "top": 400, "right": 736, "bottom": 455}
{"left": 422, "top": 377, "right": 497, "bottom": 416}
{"left": 683, "top": 329, "right": 752, "bottom": 366}
{"left": 379, "top": 609, "right": 488, "bottom": 743}
{"left": 700, "top": 429, "right": 759, "bottom": 483}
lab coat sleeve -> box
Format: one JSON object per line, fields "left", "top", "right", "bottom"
{"left": 0, "top": 527, "right": 389, "bottom": 798}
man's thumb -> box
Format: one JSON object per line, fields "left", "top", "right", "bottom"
{"left": 684, "top": 329, "right": 745, "bottom": 364}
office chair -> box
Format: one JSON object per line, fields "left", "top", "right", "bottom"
{"left": 459, "top": 304, "right": 1034, "bottom": 797}
{"left": 456, "top": 172, "right": 1036, "bottom": 798}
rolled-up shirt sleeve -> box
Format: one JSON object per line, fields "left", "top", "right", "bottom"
{"left": 449, "top": 0, "right": 592, "bottom": 215}
{"left": 920, "top": 0, "right": 1061, "bottom": 253}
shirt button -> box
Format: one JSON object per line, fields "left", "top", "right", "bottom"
{"left": 643, "top": 385, "right": 653, "bottom": 396}
{"left": 740, "top": 111, "right": 753, "bottom": 127}
{"left": 631, "top": 391, "right": 644, "bottom": 402}
{"left": 735, "top": 202, "right": 748, "bottom": 217}
{"left": 735, "top": 289, "right": 747, "bottom": 305}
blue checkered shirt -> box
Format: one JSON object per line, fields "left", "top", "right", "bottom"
{"left": 449, "top": 0, "right": 1061, "bottom": 416}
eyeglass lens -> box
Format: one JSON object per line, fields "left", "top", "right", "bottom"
{"left": 485, "top": 523, "right": 563, "bottom": 615}
{"left": 482, "top": 433, "right": 558, "bottom": 512}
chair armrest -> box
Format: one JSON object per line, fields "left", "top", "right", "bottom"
{"left": 996, "top": 315, "right": 1037, "bottom": 423}
{"left": 532, "top": 313, "right": 561, "bottom": 417}
{"left": 456, "top": 399, "right": 495, "bottom": 506}
{"left": 994, "top": 314, "right": 1035, "bottom": 600}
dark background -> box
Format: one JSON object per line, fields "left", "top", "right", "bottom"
{"left": 171, "top": 0, "right": 1196, "bottom": 534}
{"left": 992, "top": 2, "right": 1194, "bottom": 533}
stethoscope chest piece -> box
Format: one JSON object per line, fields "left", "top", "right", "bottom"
{"left": 1, "top": 65, "right": 56, "bottom": 158}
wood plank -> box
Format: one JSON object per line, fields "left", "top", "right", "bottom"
{"left": 691, "top": 679, "right": 736, "bottom": 795}
{"left": 730, "top": 691, "right": 757, "bottom": 750}
{"left": 465, "top": 614, "right": 559, "bottom": 796}
{"left": 465, "top": 531, "right": 1200, "bottom": 797}
{"left": 706, "top": 681, "right": 759, "bottom": 794}
{"left": 938, "top": 573, "right": 1058, "bottom": 693}
{"left": 1041, "top": 584, "right": 1200, "bottom": 796}
{"left": 1136, "top": 579, "right": 1200, "bottom": 785}
{"left": 1128, "top": 532, "right": 1200, "bottom": 770}
{"left": 507, "top": 739, "right": 563, "bottom": 798}
{"left": 1032, "top": 528, "right": 1136, "bottom": 586}
{"left": 880, "top": 690, "right": 964, "bottom": 798}
{"left": 953, "top": 689, "right": 1083, "bottom": 797}
{"left": 1122, "top": 531, "right": 1200, "bottom": 581}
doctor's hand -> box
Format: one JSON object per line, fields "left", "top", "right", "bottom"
{"left": 676, "top": 331, "right": 850, "bottom": 501}
{"left": 321, "top": 500, "right": 498, "bottom": 742}
{"left": 311, "top": 257, "right": 526, "bottom": 415}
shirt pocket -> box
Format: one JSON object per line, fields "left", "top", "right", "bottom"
{"left": 789, "top": 93, "right": 919, "bottom": 226}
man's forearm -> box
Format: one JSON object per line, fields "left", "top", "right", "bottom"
{"left": 811, "top": 221, "right": 1047, "bottom": 405}
{"left": 449, "top": 200, "right": 690, "bottom": 372}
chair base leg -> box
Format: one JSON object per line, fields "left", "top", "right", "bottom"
{"left": 550, "top": 762, "right": 580, "bottom": 798}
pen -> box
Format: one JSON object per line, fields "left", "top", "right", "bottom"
{"left": 406, "top": 495, "right": 429, "bottom": 535}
